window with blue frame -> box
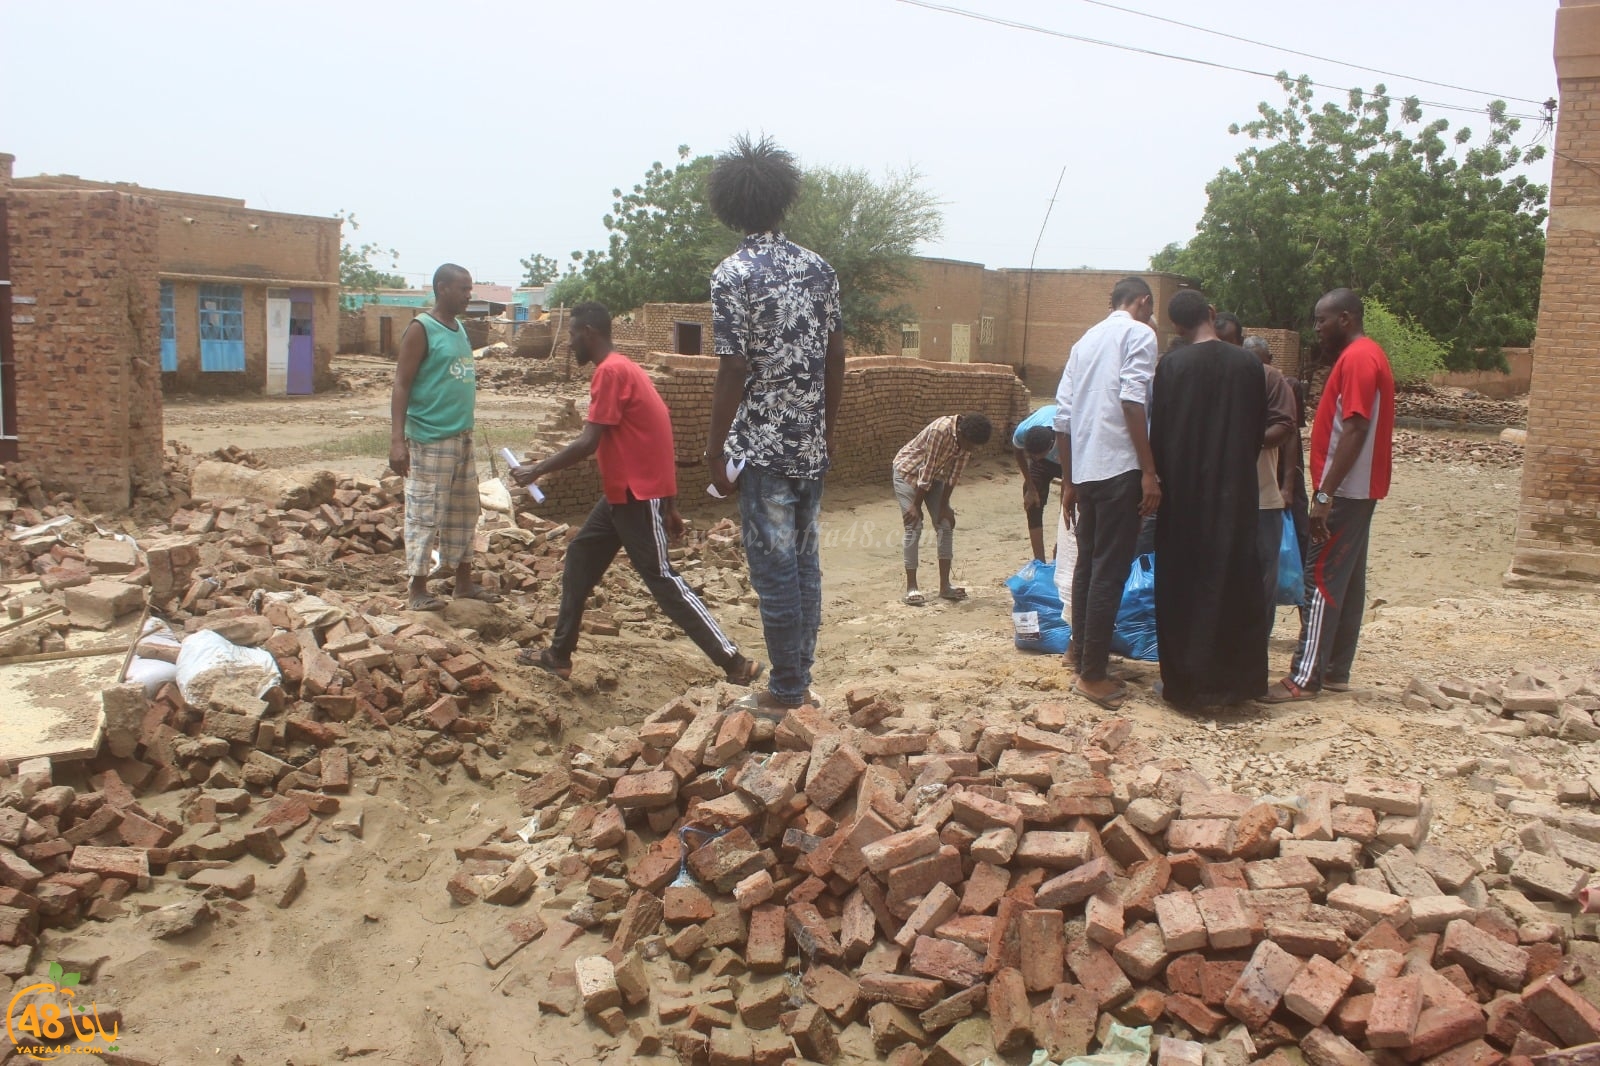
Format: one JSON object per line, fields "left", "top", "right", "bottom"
{"left": 198, "top": 283, "right": 245, "bottom": 371}
{"left": 159, "top": 282, "right": 177, "bottom": 371}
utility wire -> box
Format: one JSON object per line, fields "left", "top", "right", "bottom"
{"left": 1068, "top": 0, "right": 1551, "bottom": 109}
{"left": 894, "top": 0, "right": 1549, "bottom": 123}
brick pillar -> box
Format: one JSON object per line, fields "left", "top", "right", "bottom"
{"left": 1509, "top": 2, "right": 1600, "bottom": 586}
{"left": 0, "top": 153, "right": 13, "bottom": 190}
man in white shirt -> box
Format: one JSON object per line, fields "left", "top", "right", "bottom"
{"left": 1055, "top": 277, "right": 1161, "bottom": 710}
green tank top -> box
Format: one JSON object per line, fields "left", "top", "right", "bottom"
{"left": 405, "top": 313, "right": 476, "bottom": 442}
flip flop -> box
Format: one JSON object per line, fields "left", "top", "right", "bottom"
{"left": 516, "top": 647, "right": 572, "bottom": 680}
{"left": 1260, "top": 679, "right": 1317, "bottom": 704}
{"left": 725, "top": 658, "right": 765, "bottom": 687}
{"left": 407, "top": 594, "right": 448, "bottom": 612}
{"left": 1073, "top": 682, "right": 1128, "bottom": 711}
{"left": 939, "top": 587, "right": 969, "bottom": 602}
{"left": 450, "top": 585, "right": 505, "bottom": 604}
{"left": 903, "top": 590, "right": 927, "bottom": 606}
{"left": 1323, "top": 681, "right": 1351, "bottom": 692}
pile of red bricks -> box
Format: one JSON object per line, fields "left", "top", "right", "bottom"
{"left": 0, "top": 584, "right": 508, "bottom": 969}
{"left": 492, "top": 691, "right": 1600, "bottom": 1066}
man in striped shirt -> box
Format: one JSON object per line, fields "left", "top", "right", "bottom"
{"left": 892, "top": 412, "right": 993, "bottom": 605}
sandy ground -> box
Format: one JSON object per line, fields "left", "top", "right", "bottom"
{"left": 41, "top": 367, "right": 1599, "bottom": 1065}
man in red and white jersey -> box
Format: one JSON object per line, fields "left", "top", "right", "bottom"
{"left": 1264, "top": 288, "right": 1394, "bottom": 703}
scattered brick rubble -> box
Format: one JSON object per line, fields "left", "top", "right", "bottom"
{"left": 0, "top": 475, "right": 747, "bottom": 987}
{"left": 466, "top": 690, "right": 1600, "bottom": 1066}
{"left": 1392, "top": 430, "right": 1523, "bottom": 469}
{"left": 1411, "top": 665, "right": 1600, "bottom": 743}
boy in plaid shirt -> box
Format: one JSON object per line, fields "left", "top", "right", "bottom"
{"left": 892, "top": 412, "right": 992, "bottom": 605}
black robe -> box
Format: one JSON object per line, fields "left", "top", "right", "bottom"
{"left": 1149, "top": 339, "right": 1269, "bottom": 709}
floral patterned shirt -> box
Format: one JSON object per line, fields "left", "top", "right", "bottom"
{"left": 712, "top": 231, "right": 842, "bottom": 479}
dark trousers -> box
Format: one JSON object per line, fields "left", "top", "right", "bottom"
{"left": 1070, "top": 469, "right": 1143, "bottom": 682}
{"left": 1258, "top": 508, "right": 1285, "bottom": 640}
{"left": 1024, "top": 458, "right": 1064, "bottom": 530}
{"left": 552, "top": 496, "right": 738, "bottom": 669}
{"left": 1289, "top": 498, "right": 1376, "bottom": 691}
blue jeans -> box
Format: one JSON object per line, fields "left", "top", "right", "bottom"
{"left": 738, "top": 465, "right": 824, "bottom": 705}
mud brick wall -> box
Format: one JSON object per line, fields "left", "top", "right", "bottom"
{"left": 524, "top": 355, "right": 1031, "bottom": 519}
{"left": 1512, "top": 3, "right": 1600, "bottom": 585}
{"left": 5, "top": 189, "right": 165, "bottom": 509}
{"left": 1246, "top": 327, "right": 1304, "bottom": 379}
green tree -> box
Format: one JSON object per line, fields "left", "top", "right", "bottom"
{"left": 786, "top": 165, "right": 944, "bottom": 352}
{"left": 1362, "top": 298, "right": 1446, "bottom": 385}
{"left": 335, "top": 211, "right": 406, "bottom": 309}
{"left": 1150, "top": 75, "right": 1547, "bottom": 371}
{"left": 519, "top": 253, "right": 561, "bottom": 287}
{"left": 558, "top": 146, "right": 943, "bottom": 351}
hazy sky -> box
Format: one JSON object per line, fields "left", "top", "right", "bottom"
{"left": 1, "top": 0, "right": 1558, "bottom": 289}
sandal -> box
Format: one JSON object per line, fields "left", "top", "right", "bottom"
{"left": 407, "top": 593, "right": 448, "bottom": 612}
{"left": 939, "top": 587, "right": 969, "bottom": 602}
{"left": 1261, "top": 679, "right": 1316, "bottom": 704}
{"left": 725, "top": 658, "right": 765, "bottom": 687}
{"left": 1073, "top": 682, "right": 1128, "bottom": 711}
{"left": 903, "top": 590, "right": 927, "bottom": 606}
{"left": 450, "top": 585, "right": 505, "bottom": 604}
{"left": 516, "top": 647, "right": 572, "bottom": 680}
{"left": 1323, "top": 681, "right": 1351, "bottom": 692}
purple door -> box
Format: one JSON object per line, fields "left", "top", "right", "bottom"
{"left": 288, "top": 288, "right": 314, "bottom": 394}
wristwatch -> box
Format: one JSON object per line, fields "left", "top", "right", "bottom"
{"left": 1314, "top": 491, "right": 1332, "bottom": 506}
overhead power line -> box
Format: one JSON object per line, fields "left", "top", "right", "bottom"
{"left": 893, "top": 0, "right": 1549, "bottom": 123}
{"left": 1069, "top": 0, "right": 1550, "bottom": 109}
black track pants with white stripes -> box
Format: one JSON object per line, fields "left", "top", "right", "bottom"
{"left": 1288, "top": 497, "right": 1376, "bottom": 691}
{"left": 549, "top": 495, "right": 739, "bottom": 669}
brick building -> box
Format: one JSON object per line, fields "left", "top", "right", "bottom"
{"left": 891, "top": 259, "right": 1305, "bottom": 387}
{"left": 1512, "top": 1, "right": 1600, "bottom": 586}
{"left": 10, "top": 170, "right": 339, "bottom": 395}
{"left": 0, "top": 153, "right": 165, "bottom": 509}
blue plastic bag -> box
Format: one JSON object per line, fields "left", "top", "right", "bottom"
{"left": 1006, "top": 560, "right": 1072, "bottom": 655}
{"left": 1275, "top": 511, "right": 1305, "bottom": 607}
{"left": 1110, "top": 554, "right": 1159, "bottom": 662}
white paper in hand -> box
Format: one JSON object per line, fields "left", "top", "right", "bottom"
{"left": 502, "top": 447, "right": 545, "bottom": 503}
{"left": 707, "top": 458, "right": 746, "bottom": 499}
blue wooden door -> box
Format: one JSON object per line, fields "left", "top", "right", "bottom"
{"left": 288, "top": 288, "right": 314, "bottom": 394}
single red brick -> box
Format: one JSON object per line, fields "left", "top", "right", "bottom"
{"left": 862, "top": 824, "right": 941, "bottom": 876}
{"left": 1202, "top": 960, "right": 1248, "bottom": 1006}
{"left": 1165, "top": 993, "right": 1227, "bottom": 1037}
{"left": 1406, "top": 1002, "right": 1488, "bottom": 1062}
{"left": 960, "top": 860, "right": 1010, "bottom": 916}
{"left": 909, "top": 935, "right": 985, "bottom": 988}
{"left": 988, "top": 967, "right": 1033, "bottom": 1054}
{"left": 1066, "top": 936, "right": 1133, "bottom": 1009}
{"left": 1195, "top": 887, "right": 1258, "bottom": 949}
{"left": 1521, "top": 974, "right": 1600, "bottom": 1047}
{"left": 1086, "top": 890, "right": 1125, "bottom": 946}
{"left": 1015, "top": 831, "right": 1093, "bottom": 869}
{"left": 1112, "top": 922, "right": 1169, "bottom": 983}
{"left": 1283, "top": 954, "right": 1354, "bottom": 1027}
{"left": 1154, "top": 891, "right": 1208, "bottom": 952}
{"left": 745, "top": 904, "right": 788, "bottom": 971}
{"left": 1368, "top": 975, "right": 1424, "bottom": 1049}
{"left": 1224, "top": 939, "right": 1303, "bottom": 1029}
{"left": 1166, "top": 953, "right": 1205, "bottom": 998}
{"left": 1036, "top": 855, "right": 1115, "bottom": 908}
{"left": 1441, "top": 919, "right": 1530, "bottom": 991}
{"left": 1020, "top": 909, "right": 1066, "bottom": 992}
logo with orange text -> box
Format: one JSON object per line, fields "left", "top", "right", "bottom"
{"left": 6, "top": 962, "right": 120, "bottom": 1061}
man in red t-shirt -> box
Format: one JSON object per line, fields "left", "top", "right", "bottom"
{"left": 1264, "top": 288, "right": 1394, "bottom": 703}
{"left": 510, "top": 302, "right": 762, "bottom": 687}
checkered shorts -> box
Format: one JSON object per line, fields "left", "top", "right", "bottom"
{"left": 403, "top": 431, "right": 479, "bottom": 577}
